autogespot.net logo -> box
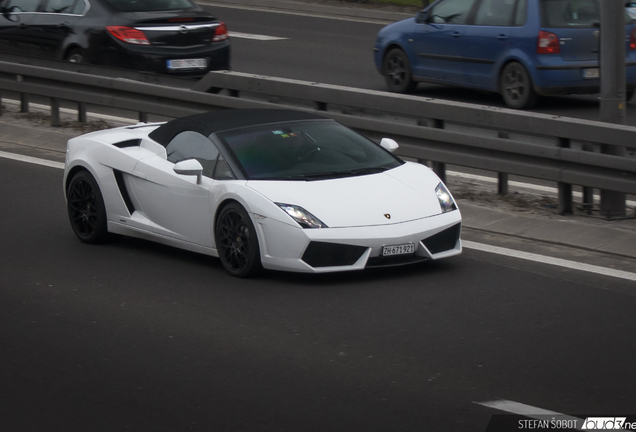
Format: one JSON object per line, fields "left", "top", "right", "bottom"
{"left": 581, "top": 417, "right": 633, "bottom": 430}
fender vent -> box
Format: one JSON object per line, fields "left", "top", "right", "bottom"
{"left": 113, "top": 170, "right": 135, "bottom": 215}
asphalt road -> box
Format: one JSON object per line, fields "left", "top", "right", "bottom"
{"left": 2, "top": 157, "right": 636, "bottom": 431}
{"left": 207, "top": 4, "right": 636, "bottom": 126}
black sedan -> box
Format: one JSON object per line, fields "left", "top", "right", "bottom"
{"left": 0, "top": 0, "right": 230, "bottom": 77}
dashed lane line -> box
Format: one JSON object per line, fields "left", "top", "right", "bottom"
{"left": 228, "top": 31, "right": 288, "bottom": 40}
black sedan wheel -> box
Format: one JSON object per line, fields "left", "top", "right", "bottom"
{"left": 383, "top": 48, "right": 416, "bottom": 93}
{"left": 67, "top": 170, "right": 108, "bottom": 244}
{"left": 65, "top": 48, "right": 85, "bottom": 63}
{"left": 216, "top": 203, "right": 262, "bottom": 278}
{"left": 500, "top": 62, "right": 537, "bottom": 109}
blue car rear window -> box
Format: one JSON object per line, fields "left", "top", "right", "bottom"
{"left": 540, "top": 0, "right": 600, "bottom": 27}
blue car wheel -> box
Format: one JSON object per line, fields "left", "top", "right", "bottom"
{"left": 383, "top": 48, "right": 417, "bottom": 94}
{"left": 500, "top": 62, "right": 537, "bottom": 109}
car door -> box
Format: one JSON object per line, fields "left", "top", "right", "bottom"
{"left": 127, "top": 132, "right": 220, "bottom": 247}
{"left": 412, "top": 0, "right": 479, "bottom": 83}
{"left": 0, "top": 0, "right": 40, "bottom": 56}
{"left": 465, "top": 0, "right": 526, "bottom": 89}
{"left": 30, "top": 0, "right": 86, "bottom": 59}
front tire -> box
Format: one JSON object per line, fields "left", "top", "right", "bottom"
{"left": 215, "top": 203, "right": 262, "bottom": 278}
{"left": 383, "top": 48, "right": 416, "bottom": 93}
{"left": 67, "top": 170, "right": 108, "bottom": 244}
{"left": 500, "top": 62, "right": 537, "bottom": 109}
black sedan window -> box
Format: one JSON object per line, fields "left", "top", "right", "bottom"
{"left": 217, "top": 120, "right": 403, "bottom": 181}
{"left": 43, "top": 0, "right": 84, "bottom": 14}
{"left": 105, "top": 0, "right": 195, "bottom": 12}
{"left": 3, "top": 0, "right": 40, "bottom": 12}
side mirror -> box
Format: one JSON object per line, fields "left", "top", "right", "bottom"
{"left": 173, "top": 159, "right": 203, "bottom": 184}
{"left": 416, "top": 10, "right": 429, "bottom": 23}
{"left": 380, "top": 138, "right": 399, "bottom": 153}
{"left": 1, "top": 6, "right": 19, "bottom": 21}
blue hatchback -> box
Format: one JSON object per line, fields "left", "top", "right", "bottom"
{"left": 373, "top": 0, "right": 636, "bottom": 108}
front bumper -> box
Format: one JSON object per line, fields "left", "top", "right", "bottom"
{"left": 255, "top": 210, "right": 462, "bottom": 273}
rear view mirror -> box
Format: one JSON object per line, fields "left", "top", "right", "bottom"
{"left": 380, "top": 138, "right": 399, "bottom": 153}
{"left": 416, "top": 10, "right": 429, "bottom": 23}
{"left": 173, "top": 159, "right": 203, "bottom": 184}
{"left": 1, "top": 6, "right": 20, "bottom": 22}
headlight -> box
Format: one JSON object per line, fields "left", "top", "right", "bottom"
{"left": 276, "top": 203, "right": 328, "bottom": 228}
{"left": 435, "top": 183, "right": 457, "bottom": 213}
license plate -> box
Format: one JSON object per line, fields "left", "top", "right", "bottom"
{"left": 382, "top": 243, "right": 415, "bottom": 256}
{"left": 167, "top": 58, "right": 207, "bottom": 70}
{"left": 583, "top": 68, "right": 599, "bottom": 79}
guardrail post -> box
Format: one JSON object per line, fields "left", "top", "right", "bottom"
{"left": 50, "top": 98, "right": 61, "bottom": 127}
{"left": 498, "top": 173, "right": 509, "bottom": 195}
{"left": 20, "top": 93, "right": 28, "bottom": 113}
{"left": 497, "top": 132, "right": 510, "bottom": 195}
{"left": 432, "top": 162, "right": 446, "bottom": 183}
{"left": 0, "top": 91, "right": 2, "bottom": 116}
{"left": 581, "top": 143, "right": 595, "bottom": 214}
{"left": 78, "top": 102, "right": 87, "bottom": 123}
{"left": 558, "top": 137, "right": 573, "bottom": 215}
{"left": 139, "top": 112, "right": 148, "bottom": 123}
{"left": 315, "top": 101, "right": 327, "bottom": 111}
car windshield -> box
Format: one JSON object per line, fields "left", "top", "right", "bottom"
{"left": 217, "top": 120, "right": 403, "bottom": 180}
{"left": 105, "top": 0, "right": 195, "bottom": 12}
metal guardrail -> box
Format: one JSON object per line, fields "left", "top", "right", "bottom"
{"left": 0, "top": 57, "right": 635, "bottom": 217}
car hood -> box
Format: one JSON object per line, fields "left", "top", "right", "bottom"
{"left": 247, "top": 162, "right": 447, "bottom": 228}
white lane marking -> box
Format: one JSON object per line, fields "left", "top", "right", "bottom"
{"left": 0, "top": 150, "right": 65, "bottom": 169}
{"left": 449, "top": 171, "right": 636, "bottom": 207}
{"left": 476, "top": 400, "right": 584, "bottom": 429}
{"left": 229, "top": 31, "right": 287, "bottom": 41}
{"left": 463, "top": 240, "right": 636, "bottom": 282}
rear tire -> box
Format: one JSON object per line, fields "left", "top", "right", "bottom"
{"left": 65, "top": 48, "right": 85, "bottom": 64}
{"left": 215, "top": 203, "right": 262, "bottom": 278}
{"left": 67, "top": 170, "right": 108, "bottom": 244}
{"left": 500, "top": 62, "right": 537, "bottom": 109}
{"left": 383, "top": 48, "right": 417, "bottom": 94}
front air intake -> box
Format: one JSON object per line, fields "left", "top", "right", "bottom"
{"left": 422, "top": 223, "right": 461, "bottom": 255}
{"left": 302, "top": 242, "right": 367, "bottom": 268}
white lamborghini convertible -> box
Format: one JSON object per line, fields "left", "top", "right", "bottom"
{"left": 64, "top": 109, "right": 462, "bottom": 277}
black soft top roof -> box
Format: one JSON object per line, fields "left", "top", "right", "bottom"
{"left": 148, "top": 109, "right": 328, "bottom": 147}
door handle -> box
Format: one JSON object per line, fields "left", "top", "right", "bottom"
{"left": 497, "top": 34, "right": 508, "bottom": 40}
{"left": 452, "top": 31, "right": 461, "bottom": 38}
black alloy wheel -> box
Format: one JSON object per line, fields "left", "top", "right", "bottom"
{"left": 67, "top": 170, "right": 108, "bottom": 244}
{"left": 500, "top": 62, "right": 537, "bottom": 109}
{"left": 215, "top": 203, "right": 262, "bottom": 278}
{"left": 383, "top": 48, "right": 416, "bottom": 93}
